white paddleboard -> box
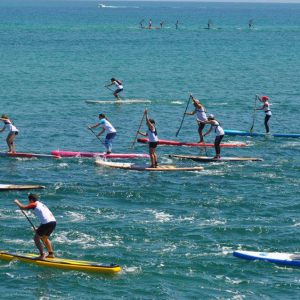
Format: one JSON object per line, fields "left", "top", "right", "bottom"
{"left": 95, "top": 160, "right": 204, "bottom": 171}
{"left": 86, "top": 99, "right": 151, "bottom": 104}
{"left": 0, "top": 184, "right": 45, "bottom": 191}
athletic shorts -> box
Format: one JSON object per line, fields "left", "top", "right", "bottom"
{"left": 115, "top": 89, "right": 123, "bottom": 94}
{"left": 149, "top": 142, "right": 158, "bottom": 149}
{"left": 36, "top": 221, "right": 56, "bottom": 237}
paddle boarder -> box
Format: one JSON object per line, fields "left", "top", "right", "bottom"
{"left": 137, "top": 109, "right": 158, "bottom": 168}
{"left": 203, "top": 114, "right": 225, "bottom": 159}
{"left": 0, "top": 114, "right": 19, "bottom": 153}
{"left": 256, "top": 95, "right": 272, "bottom": 133}
{"left": 14, "top": 194, "right": 56, "bottom": 260}
{"left": 88, "top": 113, "right": 117, "bottom": 154}
{"left": 184, "top": 95, "right": 207, "bottom": 143}
{"left": 105, "top": 78, "right": 123, "bottom": 100}
{"left": 175, "top": 20, "right": 179, "bottom": 29}
{"left": 149, "top": 19, "right": 152, "bottom": 29}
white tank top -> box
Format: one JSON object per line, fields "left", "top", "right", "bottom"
{"left": 99, "top": 119, "right": 116, "bottom": 134}
{"left": 212, "top": 121, "right": 224, "bottom": 136}
{"left": 195, "top": 109, "right": 207, "bottom": 122}
{"left": 5, "top": 121, "right": 18, "bottom": 133}
{"left": 33, "top": 201, "right": 56, "bottom": 224}
{"left": 114, "top": 80, "right": 123, "bottom": 90}
{"left": 147, "top": 128, "right": 158, "bottom": 142}
{"left": 264, "top": 102, "right": 272, "bottom": 116}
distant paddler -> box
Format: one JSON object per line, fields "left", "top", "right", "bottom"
{"left": 105, "top": 78, "right": 123, "bottom": 100}
{"left": 207, "top": 19, "right": 213, "bottom": 29}
{"left": 184, "top": 94, "right": 208, "bottom": 143}
{"left": 160, "top": 21, "right": 164, "bottom": 29}
{"left": 0, "top": 114, "right": 19, "bottom": 153}
{"left": 203, "top": 114, "right": 225, "bottom": 159}
{"left": 248, "top": 19, "right": 254, "bottom": 29}
{"left": 88, "top": 113, "right": 117, "bottom": 154}
{"left": 175, "top": 20, "right": 179, "bottom": 30}
{"left": 139, "top": 19, "right": 145, "bottom": 28}
{"left": 14, "top": 193, "right": 56, "bottom": 260}
{"left": 255, "top": 95, "right": 272, "bottom": 133}
{"left": 149, "top": 19, "right": 152, "bottom": 29}
{"left": 137, "top": 109, "right": 158, "bottom": 168}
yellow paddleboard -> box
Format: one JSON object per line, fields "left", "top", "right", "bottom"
{"left": 0, "top": 251, "right": 121, "bottom": 274}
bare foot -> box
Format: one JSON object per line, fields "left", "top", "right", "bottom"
{"left": 36, "top": 254, "right": 46, "bottom": 260}
{"left": 46, "top": 253, "right": 55, "bottom": 259}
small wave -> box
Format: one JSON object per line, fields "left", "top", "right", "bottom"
{"left": 65, "top": 211, "right": 86, "bottom": 222}
{"left": 171, "top": 101, "right": 183, "bottom": 105}
{"left": 98, "top": 3, "right": 139, "bottom": 9}
{"left": 146, "top": 209, "right": 173, "bottom": 223}
{"left": 122, "top": 266, "right": 142, "bottom": 274}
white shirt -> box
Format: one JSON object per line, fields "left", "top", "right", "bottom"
{"left": 99, "top": 119, "right": 116, "bottom": 134}
{"left": 33, "top": 201, "right": 56, "bottom": 224}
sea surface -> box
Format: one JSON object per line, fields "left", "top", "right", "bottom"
{"left": 1, "top": 0, "right": 300, "bottom": 299}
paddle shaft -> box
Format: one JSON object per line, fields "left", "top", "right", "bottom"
{"left": 131, "top": 112, "right": 146, "bottom": 149}
{"left": 176, "top": 95, "right": 192, "bottom": 137}
{"left": 250, "top": 95, "right": 258, "bottom": 132}
{"left": 20, "top": 209, "right": 37, "bottom": 231}
{"left": 88, "top": 127, "right": 106, "bottom": 146}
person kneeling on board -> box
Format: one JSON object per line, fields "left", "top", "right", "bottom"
{"left": 0, "top": 114, "right": 19, "bottom": 153}
{"left": 137, "top": 109, "right": 158, "bottom": 168}
{"left": 255, "top": 95, "right": 272, "bottom": 133}
{"left": 184, "top": 94, "right": 207, "bottom": 143}
{"left": 14, "top": 194, "right": 56, "bottom": 260}
{"left": 203, "top": 114, "right": 225, "bottom": 159}
{"left": 88, "top": 113, "right": 117, "bottom": 154}
{"left": 105, "top": 78, "right": 123, "bottom": 100}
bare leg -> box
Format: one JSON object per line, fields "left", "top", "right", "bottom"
{"left": 34, "top": 233, "right": 45, "bottom": 260}
{"left": 42, "top": 236, "right": 55, "bottom": 258}
{"left": 7, "top": 133, "right": 16, "bottom": 153}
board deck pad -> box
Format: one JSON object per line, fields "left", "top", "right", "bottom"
{"left": 86, "top": 99, "right": 151, "bottom": 104}
{"left": 137, "top": 138, "right": 246, "bottom": 148}
{"left": 169, "top": 155, "right": 263, "bottom": 162}
{"left": 95, "top": 160, "right": 204, "bottom": 171}
{"left": 0, "top": 251, "right": 121, "bottom": 273}
{"left": 0, "top": 184, "right": 45, "bottom": 191}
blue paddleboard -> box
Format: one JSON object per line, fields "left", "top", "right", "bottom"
{"left": 233, "top": 250, "right": 300, "bottom": 267}
{"left": 225, "top": 130, "right": 300, "bottom": 138}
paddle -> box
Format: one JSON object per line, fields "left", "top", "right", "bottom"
{"left": 88, "top": 127, "right": 106, "bottom": 146}
{"left": 131, "top": 111, "right": 146, "bottom": 149}
{"left": 176, "top": 94, "right": 192, "bottom": 137}
{"left": 250, "top": 94, "right": 258, "bottom": 132}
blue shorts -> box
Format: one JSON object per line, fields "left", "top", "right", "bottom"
{"left": 115, "top": 89, "right": 123, "bottom": 94}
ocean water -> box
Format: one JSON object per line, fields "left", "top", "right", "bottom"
{"left": 0, "top": 0, "right": 300, "bottom": 299}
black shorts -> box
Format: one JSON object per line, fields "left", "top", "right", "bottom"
{"left": 36, "top": 221, "right": 56, "bottom": 237}
{"left": 149, "top": 142, "right": 158, "bottom": 149}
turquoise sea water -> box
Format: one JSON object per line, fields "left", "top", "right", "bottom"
{"left": 1, "top": 1, "right": 300, "bottom": 298}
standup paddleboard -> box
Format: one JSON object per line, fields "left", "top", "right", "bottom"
{"left": 225, "top": 130, "right": 300, "bottom": 138}
{"left": 233, "top": 250, "right": 300, "bottom": 268}
{"left": 0, "top": 251, "right": 121, "bottom": 274}
{"left": 0, "top": 184, "right": 45, "bottom": 191}
{"left": 169, "top": 155, "right": 263, "bottom": 162}
{"left": 95, "top": 160, "right": 204, "bottom": 172}
{"left": 86, "top": 99, "right": 151, "bottom": 104}
{"left": 51, "top": 150, "right": 149, "bottom": 159}
{"left": 0, "top": 152, "right": 60, "bottom": 159}
{"left": 137, "top": 138, "right": 246, "bottom": 148}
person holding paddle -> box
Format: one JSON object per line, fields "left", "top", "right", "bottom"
{"left": 105, "top": 78, "right": 123, "bottom": 100}
{"left": 137, "top": 109, "right": 158, "bottom": 168}
{"left": 184, "top": 95, "right": 208, "bottom": 143}
{"left": 14, "top": 194, "right": 56, "bottom": 260}
{"left": 203, "top": 114, "right": 225, "bottom": 159}
{"left": 0, "top": 114, "right": 19, "bottom": 153}
{"left": 88, "top": 113, "right": 117, "bottom": 154}
{"left": 255, "top": 95, "right": 272, "bottom": 133}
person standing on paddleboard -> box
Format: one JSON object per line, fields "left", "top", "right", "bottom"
{"left": 256, "top": 95, "right": 272, "bottom": 133}
{"left": 137, "top": 109, "right": 158, "bottom": 168}
{"left": 0, "top": 114, "right": 19, "bottom": 153}
{"left": 14, "top": 194, "right": 56, "bottom": 260}
{"left": 105, "top": 78, "right": 123, "bottom": 100}
{"left": 89, "top": 113, "right": 117, "bottom": 154}
{"left": 203, "top": 114, "right": 225, "bottom": 159}
{"left": 184, "top": 95, "right": 207, "bottom": 143}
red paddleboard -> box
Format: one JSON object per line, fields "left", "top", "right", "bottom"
{"left": 0, "top": 152, "right": 60, "bottom": 159}
{"left": 137, "top": 138, "right": 246, "bottom": 148}
{"left": 51, "top": 150, "right": 149, "bottom": 159}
